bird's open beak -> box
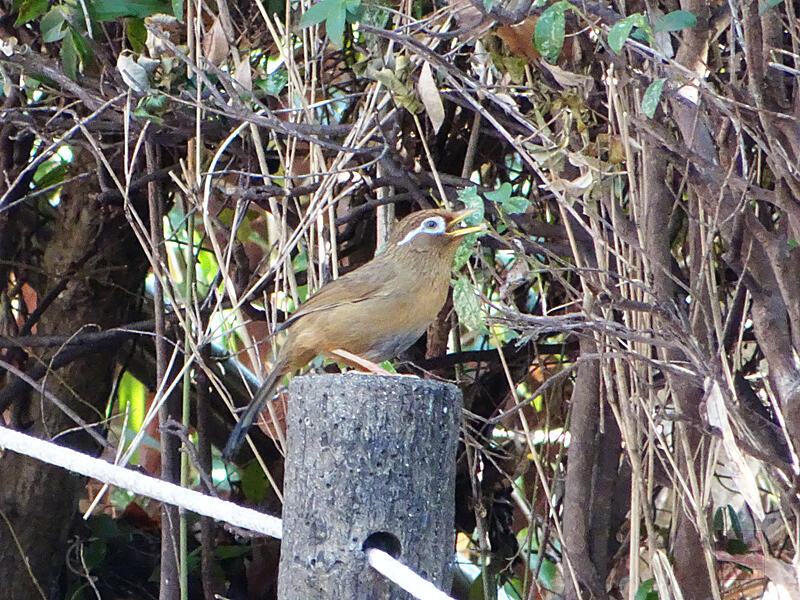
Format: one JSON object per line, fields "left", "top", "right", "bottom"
{"left": 446, "top": 208, "right": 487, "bottom": 237}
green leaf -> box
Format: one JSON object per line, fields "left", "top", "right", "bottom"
{"left": 40, "top": 8, "right": 68, "bottom": 43}
{"left": 172, "top": 0, "right": 183, "bottom": 20}
{"left": 33, "top": 161, "right": 67, "bottom": 189}
{"left": 453, "top": 274, "right": 486, "bottom": 333}
{"left": 299, "top": 0, "right": 339, "bottom": 28}
{"left": 727, "top": 505, "right": 743, "bottom": 539}
{"left": 345, "top": 0, "right": 363, "bottom": 19}
{"left": 635, "top": 579, "right": 658, "bottom": 600}
{"left": 641, "top": 78, "right": 666, "bottom": 118}
{"left": 70, "top": 27, "right": 94, "bottom": 63}
{"left": 299, "top": 0, "right": 357, "bottom": 47}
{"left": 326, "top": 0, "right": 347, "bottom": 47}
{"left": 535, "top": 558, "right": 557, "bottom": 586}
{"left": 89, "top": 0, "right": 173, "bottom": 22}
{"left": 83, "top": 539, "right": 108, "bottom": 569}
{"left": 503, "top": 195, "right": 530, "bottom": 213}
{"left": 653, "top": 10, "right": 696, "bottom": 33}
{"left": 61, "top": 31, "right": 79, "bottom": 79}
{"left": 457, "top": 186, "right": 485, "bottom": 225}
{"left": 126, "top": 18, "right": 148, "bottom": 53}
{"left": 631, "top": 27, "right": 651, "bottom": 42}
{"left": 88, "top": 514, "right": 121, "bottom": 539}
{"left": 14, "top": 0, "right": 47, "bottom": 25}
{"left": 608, "top": 13, "right": 652, "bottom": 51}
{"left": 607, "top": 16, "right": 635, "bottom": 53}
{"left": 485, "top": 182, "right": 513, "bottom": 205}
{"left": 453, "top": 187, "right": 485, "bottom": 270}
{"left": 503, "top": 579, "right": 523, "bottom": 600}
{"left": 118, "top": 371, "right": 146, "bottom": 430}
{"left": 214, "top": 545, "right": 251, "bottom": 560}
{"left": 534, "top": 1, "right": 569, "bottom": 64}
{"left": 485, "top": 182, "right": 530, "bottom": 214}
{"left": 725, "top": 538, "right": 749, "bottom": 555}
{"left": 256, "top": 68, "right": 288, "bottom": 96}
{"left": 143, "top": 93, "right": 167, "bottom": 110}
{"left": 468, "top": 573, "right": 487, "bottom": 600}
{"left": 240, "top": 460, "right": 270, "bottom": 502}
{"left": 133, "top": 106, "right": 165, "bottom": 124}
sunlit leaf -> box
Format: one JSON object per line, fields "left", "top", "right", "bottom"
{"left": 453, "top": 187, "right": 485, "bottom": 270}
{"left": 298, "top": 0, "right": 357, "bottom": 47}
{"left": 118, "top": 371, "right": 146, "bottom": 430}
{"left": 14, "top": 0, "right": 47, "bottom": 26}
{"left": 299, "top": 0, "right": 336, "bottom": 28}
{"left": 635, "top": 579, "right": 658, "bottom": 600}
{"left": 453, "top": 274, "right": 487, "bottom": 333}
{"left": 40, "top": 7, "right": 68, "bottom": 42}
{"left": 126, "top": 18, "right": 147, "bottom": 52}
{"left": 457, "top": 186, "right": 485, "bottom": 225}
{"left": 486, "top": 182, "right": 530, "bottom": 214}
{"left": 534, "top": 1, "right": 569, "bottom": 64}
{"left": 255, "top": 68, "right": 288, "bottom": 96}
{"left": 325, "top": 0, "right": 347, "bottom": 47}
{"left": 503, "top": 579, "right": 523, "bottom": 600}
{"left": 608, "top": 16, "right": 635, "bottom": 54}
{"left": 33, "top": 160, "right": 66, "bottom": 188}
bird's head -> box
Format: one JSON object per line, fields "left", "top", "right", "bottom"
{"left": 385, "top": 209, "right": 485, "bottom": 258}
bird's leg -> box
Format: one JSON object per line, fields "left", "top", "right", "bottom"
{"left": 329, "top": 348, "right": 395, "bottom": 375}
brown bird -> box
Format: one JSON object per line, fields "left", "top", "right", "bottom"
{"left": 223, "top": 208, "right": 484, "bottom": 459}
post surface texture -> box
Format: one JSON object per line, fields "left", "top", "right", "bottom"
{"left": 277, "top": 373, "right": 461, "bottom": 600}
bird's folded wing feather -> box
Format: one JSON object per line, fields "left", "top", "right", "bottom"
{"left": 275, "top": 260, "right": 396, "bottom": 332}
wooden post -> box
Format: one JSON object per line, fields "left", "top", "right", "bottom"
{"left": 277, "top": 373, "right": 461, "bottom": 600}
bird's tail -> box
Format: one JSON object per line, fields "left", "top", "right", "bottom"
{"left": 222, "top": 359, "right": 287, "bottom": 461}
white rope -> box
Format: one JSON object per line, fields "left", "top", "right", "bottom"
{"left": 1, "top": 426, "right": 457, "bottom": 600}
{"left": 366, "top": 549, "right": 457, "bottom": 600}
{"left": 0, "top": 426, "right": 282, "bottom": 539}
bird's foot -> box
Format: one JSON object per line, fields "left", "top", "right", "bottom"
{"left": 330, "top": 349, "right": 395, "bottom": 375}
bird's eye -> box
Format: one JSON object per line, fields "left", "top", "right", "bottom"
{"left": 421, "top": 217, "right": 445, "bottom": 234}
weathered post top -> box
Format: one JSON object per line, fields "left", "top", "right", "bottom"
{"left": 277, "top": 372, "right": 462, "bottom": 600}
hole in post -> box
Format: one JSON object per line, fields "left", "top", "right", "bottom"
{"left": 362, "top": 531, "right": 402, "bottom": 558}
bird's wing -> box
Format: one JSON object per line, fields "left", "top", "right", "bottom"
{"left": 275, "top": 259, "right": 395, "bottom": 332}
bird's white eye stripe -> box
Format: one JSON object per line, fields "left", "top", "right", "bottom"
{"left": 397, "top": 225, "right": 424, "bottom": 246}
{"left": 397, "top": 216, "right": 446, "bottom": 246}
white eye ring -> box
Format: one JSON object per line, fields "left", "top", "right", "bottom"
{"left": 397, "top": 216, "right": 447, "bottom": 246}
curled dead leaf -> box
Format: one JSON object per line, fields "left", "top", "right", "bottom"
{"left": 417, "top": 62, "right": 445, "bottom": 133}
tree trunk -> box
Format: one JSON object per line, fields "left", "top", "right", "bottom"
{"left": 278, "top": 373, "right": 461, "bottom": 600}
{"left": 0, "top": 161, "right": 148, "bottom": 599}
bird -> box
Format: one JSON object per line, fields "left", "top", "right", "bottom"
{"left": 222, "top": 208, "right": 485, "bottom": 460}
